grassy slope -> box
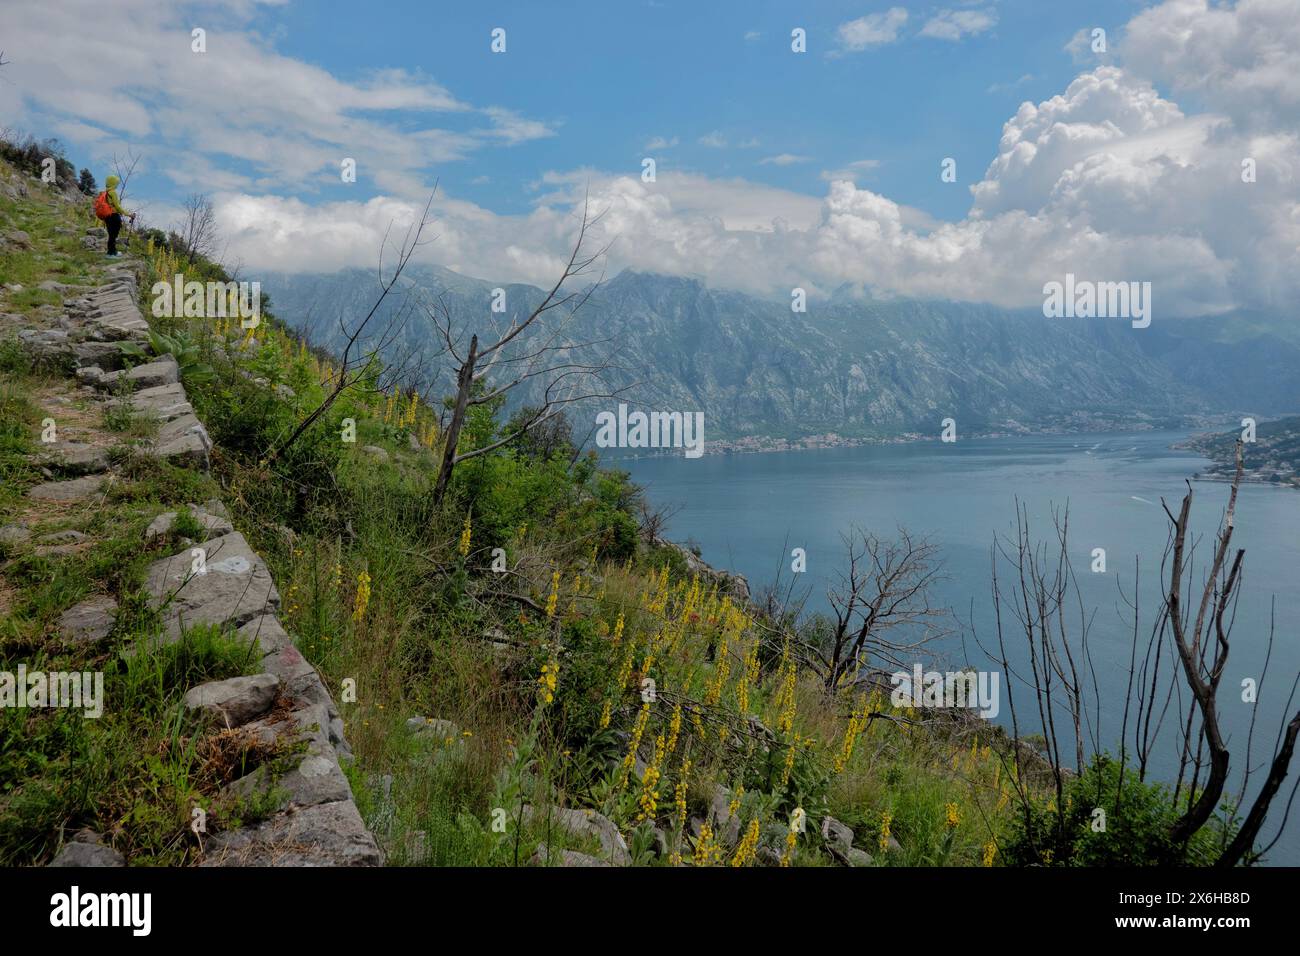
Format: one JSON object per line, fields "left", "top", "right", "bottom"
{"left": 2, "top": 154, "right": 1109, "bottom": 867}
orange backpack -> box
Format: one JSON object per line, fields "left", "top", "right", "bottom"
{"left": 93, "top": 191, "right": 113, "bottom": 220}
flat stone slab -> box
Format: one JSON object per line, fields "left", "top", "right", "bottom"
{"left": 58, "top": 595, "right": 118, "bottom": 644}
{"left": 35, "top": 442, "right": 110, "bottom": 476}
{"left": 199, "top": 799, "right": 382, "bottom": 867}
{"left": 150, "top": 413, "right": 212, "bottom": 469}
{"left": 144, "top": 532, "right": 280, "bottom": 640}
{"left": 99, "top": 356, "right": 178, "bottom": 391}
{"left": 28, "top": 475, "right": 106, "bottom": 503}
{"left": 71, "top": 340, "right": 128, "bottom": 370}
{"left": 112, "top": 381, "right": 193, "bottom": 422}
{"left": 185, "top": 673, "right": 280, "bottom": 727}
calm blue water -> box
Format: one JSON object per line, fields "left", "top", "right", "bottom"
{"left": 621, "top": 431, "right": 1300, "bottom": 864}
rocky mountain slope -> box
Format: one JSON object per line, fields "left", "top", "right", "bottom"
{"left": 263, "top": 265, "right": 1300, "bottom": 442}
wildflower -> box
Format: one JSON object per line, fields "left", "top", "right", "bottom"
{"left": 636, "top": 735, "right": 665, "bottom": 822}
{"left": 731, "top": 819, "right": 760, "bottom": 868}
{"left": 537, "top": 659, "right": 559, "bottom": 705}
{"left": 664, "top": 703, "right": 683, "bottom": 757}
{"left": 352, "top": 570, "right": 371, "bottom": 621}
{"left": 598, "top": 699, "right": 611, "bottom": 730}
{"left": 611, "top": 611, "right": 625, "bottom": 645}
{"left": 618, "top": 701, "right": 651, "bottom": 790}
{"left": 879, "top": 811, "right": 893, "bottom": 851}
{"left": 780, "top": 736, "right": 798, "bottom": 789}
{"left": 944, "top": 802, "right": 961, "bottom": 830}
{"left": 545, "top": 571, "right": 560, "bottom": 618}
{"left": 982, "top": 841, "right": 997, "bottom": 867}
{"left": 458, "top": 513, "right": 472, "bottom": 557}
{"left": 674, "top": 760, "right": 691, "bottom": 833}
{"left": 834, "top": 694, "right": 870, "bottom": 774}
{"left": 693, "top": 823, "right": 717, "bottom": 867}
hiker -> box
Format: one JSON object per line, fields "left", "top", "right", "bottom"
{"left": 92, "top": 174, "right": 135, "bottom": 257}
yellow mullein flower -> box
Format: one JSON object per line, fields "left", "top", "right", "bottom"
{"left": 731, "top": 819, "right": 760, "bottom": 868}
{"left": 694, "top": 823, "right": 717, "bottom": 867}
{"left": 611, "top": 611, "right": 625, "bottom": 645}
{"left": 352, "top": 570, "right": 371, "bottom": 621}
{"left": 674, "top": 760, "right": 691, "bottom": 834}
{"left": 458, "top": 513, "right": 472, "bottom": 557}
{"left": 598, "top": 699, "right": 611, "bottom": 730}
{"left": 944, "top": 802, "right": 961, "bottom": 830}
{"left": 982, "top": 841, "right": 997, "bottom": 867}
{"left": 537, "top": 659, "right": 559, "bottom": 705}
{"left": 879, "top": 811, "right": 893, "bottom": 851}
{"left": 545, "top": 571, "right": 560, "bottom": 618}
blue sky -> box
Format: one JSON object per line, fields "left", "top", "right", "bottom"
{"left": 5, "top": 0, "right": 1297, "bottom": 317}
{"left": 179, "top": 0, "right": 1145, "bottom": 220}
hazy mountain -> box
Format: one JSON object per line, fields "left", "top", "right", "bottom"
{"left": 261, "top": 265, "right": 1300, "bottom": 441}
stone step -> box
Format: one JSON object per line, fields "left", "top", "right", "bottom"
{"left": 27, "top": 474, "right": 106, "bottom": 503}
{"left": 144, "top": 532, "right": 280, "bottom": 641}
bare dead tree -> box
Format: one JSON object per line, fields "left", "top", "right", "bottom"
{"left": 175, "top": 192, "right": 218, "bottom": 265}
{"left": 427, "top": 195, "right": 632, "bottom": 502}
{"left": 112, "top": 147, "right": 141, "bottom": 200}
{"left": 805, "top": 527, "right": 949, "bottom": 694}
{"left": 975, "top": 442, "right": 1300, "bottom": 864}
{"left": 261, "top": 193, "right": 438, "bottom": 466}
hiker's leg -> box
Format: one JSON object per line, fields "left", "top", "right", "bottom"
{"left": 106, "top": 214, "right": 121, "bottom": 255}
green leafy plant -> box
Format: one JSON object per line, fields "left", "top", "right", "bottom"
{"left": 120, "top": 329, "right": 215, "bottom": 384}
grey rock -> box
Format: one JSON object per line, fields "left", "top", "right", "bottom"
{"left": 184, "top": 673, "right": 281, "bottom": 727}
{"left": 144, "top": 504, "right": 234, "bottom": 543}
{"left": 202, "top": 498, "right": 230, "bottom": 519}
{"left": 36, "top": 442, "right": 109, "bottom": 476}
{"left": 235, "top": 613, "right": 295, "bottom": 656}
{"left": 72, "top": 340, "right": 129, "bottom": 370}
{"left": 0, "top": 524, "right": 31, "bottom": 547}
{"left": 150, "top": 413, "right": 212, "bottom": 469}
{"left": 5, "top": 230, "right": 31, "bottom": 249}
{"left": 406, "top": 716, "right": 462, "bottom": 741}
{"left": 48, "top": 843, "right": 125, "bottom": 867}
{"left": 531, "top": 843, "right": 614, "bottom": 867}
{"left": 521, "top": 805, "right": 630, "bottom": 865}
{"left": 200, "top": 799, "right": 382, "bottom": 867}
{"left": 58, "top": 595, "right": 118, "bottom": 644}
{"left": 821, "top": 815, "right": 855, "bottom": 853}
{"left": 844, "top": 847, "right": 874, "bottom": 866}
{"left": 144, "top": 531, "right": 280, "bottom": 640}
{"left": 74, "top": 366, "right": 104, "bottom": 385}
{"left": 273, "top": 383, "right": 295, "bottom": 400}
{"left": 113, "top": 381, "right": 192, "bottom": 422}
{"left": 224, "top": 703, "right": 351, "bottom": 810}
{"left": 100, "top": 356, "right": 178, "bottom": 391}
{"left": 37, "top": 529, "right": 88, "bottom": 545}
{"left": 360, "top": 445, "right": 389, "bottom": 462}
{"left": 28, "top": 475, "right": 106, "bottom": 502}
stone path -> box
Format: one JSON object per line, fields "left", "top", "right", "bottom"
{"left": 4, "top": 262, "right": 379, "bottom": 867}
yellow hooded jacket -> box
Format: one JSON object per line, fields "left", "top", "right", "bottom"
{"left": 104, "top": 174, "right": 130, "bottom": 217}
